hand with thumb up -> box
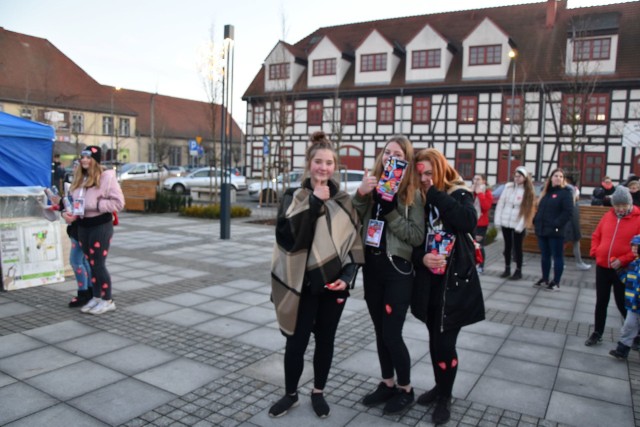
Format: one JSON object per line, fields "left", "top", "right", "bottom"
{"left": 357, "top": 168, "right": 378, "bottom": 196}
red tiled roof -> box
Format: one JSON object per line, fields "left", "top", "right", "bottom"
{"left": 243, "top": 1, "right": 640, "bottom": 99}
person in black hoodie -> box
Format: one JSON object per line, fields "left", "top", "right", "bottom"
{"left": 533, "top": 168, "right": 574, "bottom": 292}
{"left": 411, "top": 148, "right": 485, "bottom": 425}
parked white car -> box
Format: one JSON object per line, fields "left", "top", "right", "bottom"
{"left": 248, "top": 169, "right": 364, "bottom": 202}
{"left": 117, "top": 163, "right": 169, "bottom": 182}
{"left": 163, "top": 167, "right": 247, "bottom": 194}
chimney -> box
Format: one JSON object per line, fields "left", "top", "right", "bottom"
{"left": 546, "top": 0, "right": 558, "bottom": 28}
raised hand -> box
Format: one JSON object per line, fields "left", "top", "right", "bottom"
{"left": 357, "top": 168, "right": 378, "bottom": 196}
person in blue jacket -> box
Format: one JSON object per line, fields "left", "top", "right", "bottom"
{"left": 532, "top": 168, "right": 574, "bottom": 292}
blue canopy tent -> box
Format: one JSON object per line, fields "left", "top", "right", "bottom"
{"left": 0, "top": 111, "right": 55, "bottom": 187}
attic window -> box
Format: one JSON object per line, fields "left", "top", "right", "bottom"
{"left": 412, "top": 49, "right": 441, "bottom": 69}
{"left": 269, "top": 63, "right": 290, "bottom": 80}
{"left": 469, "top": 45, "right": 502, "bottom": 66}
{"left": 312, "top": 58, "right": 336, "bottom": 76}
{"left": 361, "top": 53, "right": 387, "bottom": 72}
{"left": 573, "top": 38, "right": 611, "bottom": 61}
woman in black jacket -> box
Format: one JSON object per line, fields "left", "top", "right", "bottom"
{"left": 533, "top": 168, "right": 574, "bottom": 292}
{"left": 411, "top": 148, "right": 485, "bottom": 425}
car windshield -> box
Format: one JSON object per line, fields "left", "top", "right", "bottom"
{"left": 119, "top": 163, "right": 135, "bottom": 173}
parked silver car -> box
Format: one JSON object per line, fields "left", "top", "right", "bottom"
{"left": 163, "top": 167, "right": 247, "bottom": 194}
{"left": 117, "top": 162, "right": 169, "bottom": 182}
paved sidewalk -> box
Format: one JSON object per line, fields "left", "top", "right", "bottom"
{"left": 0, "top": 212, "right": 638, "bottom": 426}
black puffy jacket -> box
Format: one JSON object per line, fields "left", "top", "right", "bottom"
{"left": 534, "top": 186, "right": 573, "bottom": 237}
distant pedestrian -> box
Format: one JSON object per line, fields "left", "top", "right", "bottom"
{"left": 471, "top": 174, "right": 493, "bottom": 274}
{"left": 591, "top": 176, "right": 615, "bottom": 206}
{"left": 625, "top": 180, "right": 640, "bottom": 207}
{"left": 609, "top": 235, "right": 640, "bottom": 360}
{"left": 564, "top": 176, "right": 591, "bottom": 271}
{"left": 533, "top": 168, "right": 573, "bottom": 291}
{"left": 585, "top": 186, "right": 640, "bottom": 346}
{"left": 269, "top": 132, "right": 364, "bottom": 418}
{"left": 494, "top": 166, "right": 536, "bottom": 280}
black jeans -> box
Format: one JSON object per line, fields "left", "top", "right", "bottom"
{"left": 284, "top": 286, "right": 346, "bottom": 394}
{"left": 594, "top": 266, "right": 627, "bottom": 335}
{"left": 501, "top": 227, "right": 525, "bottom": 270}
{"left": 78, "top": 221, "right": 113, "bottom": 300}
{"left": 363, "top": 250, "right": 413, "bottom": 386}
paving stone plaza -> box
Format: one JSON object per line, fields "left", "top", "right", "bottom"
{"left": 0, "top": 211, "right": 638, "bottom": 426}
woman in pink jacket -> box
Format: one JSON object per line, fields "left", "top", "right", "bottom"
{"left": 64, "top": 146, "right": 124, "bottom": 315}
{"left": 585, "top": 186, "right": 640, "bottom": 346}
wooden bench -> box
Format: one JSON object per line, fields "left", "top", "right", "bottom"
{"left": 191, "top": 186, "right": 236, "bottom": 203}
{"left": 121, "top": 180, "right": 158, "bottom": 212}
{"left": 522, "top": 205, "right": 609, "bottom": 258}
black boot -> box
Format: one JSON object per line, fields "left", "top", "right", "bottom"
{"left": 510, "top": 269, "right": 522, "bottom": 280}
{"left": 609, "top": 342, "right": 630, "bottom": 360}
{"left": 500, "top": 267, "right": 511, "bottom": 278}
{"left": 69, "top": 289, "right": 92, "bottom": 308}
{"left": 432, "top": 395, "right": 451, "bottom": 425}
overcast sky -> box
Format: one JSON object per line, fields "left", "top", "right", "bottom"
{"left": 1, "top": 0, "right": 633, "bottom": 130}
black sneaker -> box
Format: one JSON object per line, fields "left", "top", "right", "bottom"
{"left": 584, "top": 332, "right": 602, "bottom": 346}
{"left": 609, "top": 342, "right": 630, "bottom": 360}
{"left": 417, "top": 385, "right": 438, "bottom": 406}
{"left": 311, "top": 392, "right": 330, "bottom": 418}
{"left": 509, "top": 269, "right": 522, "bottom": 280}
{"left": 544, "top": 281, "right": 560, "bottom": 292}
{"left": 533, "top": 278, "right": 548, "bottom": 288}
{"left": 268, "top": 393, "right": 299, "bottom": 418}
{"left": 432, "top": 395, "right": 451, "bottom": 425}
{"left": 383, "top": 387, "right": 414, "bottom": 414}
{"left": 362, "top": 382, "right": 397, "bottom": 407}
{"left": 500, "top": 269, "right": 511, "bottom": 278}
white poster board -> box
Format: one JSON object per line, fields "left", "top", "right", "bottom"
{"left": 1, "top": 217, "right": 65, "bottom": 291}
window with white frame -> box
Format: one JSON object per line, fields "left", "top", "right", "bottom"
{"left": 502, "top": 95, "right": 524, "bottom": 124}
{"left": 377, "top": 98, "right": 394, "bottom": 124}
{"left": 574, "top": 37, "right": 611, "bottom": 61}
{"left": 20, "top": 107, "right": 33, "bottom": 119}
{"left": 102, "top": 116, "right": 114, "bottom": 135}
{"left": 469, "top": 45, "right": 502, "bottom": 65}
{"left": 119, "top": 118, "right": 130, "bottom": 137}
{"left": 312, "top": 58, "right": 336, "bottom": 76}
{"left": 412, "top": 97, "right": 431, "bottom": 123}
{"left": 341, "top": 99, "right": 357, "bottom": 125}
{"left": 412, "top": 49, "right": 441, "bottom": 69}
{"left": 71, "top": 113, "right": 84, "bottom": 133}
{"left": 361, "top": 53, "right": 387, "bottom": 72}
{"left": 253, "top": 105, "right": 265, "bottom": 126}
{"left": 269, "top": 62, "right": 290, "bottom": 80}
{"left": 458, "top": 96, "right": 478, "bottom": 123}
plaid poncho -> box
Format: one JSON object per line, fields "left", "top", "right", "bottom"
{"left": 271, "top": 180, "right": 364, "bottom": 336}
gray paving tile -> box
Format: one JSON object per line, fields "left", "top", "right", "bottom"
{"left": 124, "top": 300, "right": 182, "bottom": 316}
{"left": 555, "top": 367, "right": 631, "bottom": 405}
{"left": 508, "top": 327, "right": 566, "bottom": 349}
{"left": 223, "top": 279, "right": 266, "bottom": 290}
{"left": 193, "top": 285, "right": 242, "bottom": 298}
{"left": 336, "top": 348, "right": 380, "bottom": 378}
{"left": 0, "top": 333, "right": 46, "bottom": 358}
{"left": 468, "top": 376, "right": 550, "bottom": 418}
{"left": 485, "top": 355, "right": 557, "bottom": 389}
{"left": 161, "top": 292, "right": 213, "bottom": 307}
{"left": 25, "top": 360, "right": 126, "bottom": 400}
{"left": 194, "top": 299, "right": 250, "bottom": 315}
{"left": 0, "top": 382, "right": 58, "bottom": 425}
{"left": 23, "top": 320, "right": 97, "bottom": 344}
{"left": 489, "top": 291, "right": 533, "bottom": 303}
{"left": 343, "top": 412, "right": 407, "bottom": 426}
{"left": 93, "top": 344, "right": 177, "bottom": 375}
{"left": 155, "top": 307, "right": 217, "bottom": 326}
{"left": 546, "top": 391, "right": 634, "bottom": 427}
{"left": 134, "top": 358, "right": 225, "bottom": 395}
{"left": 249, "top": 392, "right": 360, "bottom": 426}
{"left": 239, "top": 353, "right": 313, "bottom": 387}
{"left": 228, "top": 306, "right": 277, "bottom": 325}
{"left": 0, "top": 371, "right": 16, "bottom": 387}
{"left": 484, "top": 299, "right": 527, "bottom": 312}
{"left": 560, "top": 349, "right": 629, "bottom": 380}
{"left": 524, "top": 305, "right": 573, "bottom": 321}
{"left": 226, "top": 291, "right": 271, "bottom": 306}
{"left": 56, "top": 331, "right": 135, "bottom": 358}
{"left": 462, "top": 321, "right": 513, "bottom": 338}
{"left": 194, "top": 317, "right": 258, "bottom": 338}
{"left": 497, "top": 340, "right": 563, "bottom": 367}
{"left": 531, "top": 295, "right": 576, "bottom": 309}
{"left": 0, "top": 301, "right": 33, "bottom": 319}
{"left": 455, "top": 348, "right": 494, "bottom": 374}
{"left": 0, "top": 346, "right": 82, "bottom": 379}
{"left": 4, "top": 403, "right": 108, "bottom": 427}
{"left": 68, "top": 378, "right": 175, "bottom": 425}
{"left": 235, "top": 326, "right": 286, "bottom": 351}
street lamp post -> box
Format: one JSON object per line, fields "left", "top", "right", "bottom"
{"left": 220, "top": 25, "right": 234, "bottom": 240}
{"left": 110, "top": 86, "right": 121, "bottom": 164}
{"left": 507, "top": 49, "right": 517, "bottom": 180}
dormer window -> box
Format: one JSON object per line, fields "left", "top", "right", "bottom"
{"left": 269, "top": 63, "right": 290, "bottom": 80}
{"left": 469, "top": 45, "right": 502, "bottom": 65}
{"left": 312, "top": 58, "right": 336, "bottom": 76}
{"left": 574, "top": 38, "right": 611, "bottom": 61}
{"left": 412, "top": 49, "right": 441, "bottom": 69}
{"left": 361, "top": 53, "right": 387, "bottom": 72}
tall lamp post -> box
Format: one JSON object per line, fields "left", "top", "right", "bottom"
{"left": 110, "top": 86, "right": 121, "bottom": 164}
{"left": 220, "top": 25, "right": 234, "bottom": 240}
{"left": 507, "top": 49, "right": 517, "bottom": 180}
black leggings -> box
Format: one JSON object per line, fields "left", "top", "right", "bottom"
{"left": 78, "top": 221, "right": 113, "bottom": 300}
{"left": 363, "top": 251, "right": 413, "bottom": 386}
{"left": 502, "top": 227, "right": 525, "bottom": 270}
{"left": 284, "top": 288, "right": 346, "bottom": 394}
{"left": 594, "top": 266, "right": 626, "bottom": 334}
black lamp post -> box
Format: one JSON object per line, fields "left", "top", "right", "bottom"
{"left": 507, "top": 49, "right": 517, "bottom": 180}
{"left": 220, "top": 24, "right": 234, "bottom": 240}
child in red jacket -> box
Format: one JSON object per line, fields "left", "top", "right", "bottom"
{"left": 585, "top": 186, "right": 640, "bottom": 346}
{"left": 471, "top": 174, "right": 493, "bottom": 274}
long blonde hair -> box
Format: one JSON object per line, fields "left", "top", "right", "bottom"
{"left": 70, "top": 159, "right": 104, "bottom": 191}
{"left": 414, "top": 148, "right": 467, "bottom": 201}
{"left": 371, "top": 135, "right": 418, "bottom": 206}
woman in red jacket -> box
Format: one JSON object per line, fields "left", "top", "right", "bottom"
{"left": 471, "top": 175, "right": 493, "bottom": 274}
{"left": 585, "top": 186, "right": 640, "bottom": 346}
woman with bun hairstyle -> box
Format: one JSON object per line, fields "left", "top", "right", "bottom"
{"left": 411, "top": 148, "right": 485, "bottom": 425}
{"left": 66, "top": 146, "right": 124, "bottom": 315}
{"left": 269, "top": 132, "right": 364, "bottom": 419}
{"left": 494, "top": 166, "right": 536, "bottom": 280}
{"left": 353, "top": 135, "right": 424, "bottom": 415}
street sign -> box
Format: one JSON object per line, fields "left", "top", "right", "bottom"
{"left": 189, "top": 139, "right": 198, "bottom": 156}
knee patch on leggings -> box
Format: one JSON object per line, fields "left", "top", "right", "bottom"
{"left": 437, "top": 358, "right": 458, "bottom": 371}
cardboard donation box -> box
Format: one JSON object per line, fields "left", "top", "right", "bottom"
{"left": 0, "top": 187, "right": 65, "bottom": 291}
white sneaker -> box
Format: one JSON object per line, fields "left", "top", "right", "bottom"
{"left": 576, "top": 263, "right": 592, "bottom": 271}
{"left": 89, "top": 299, "right": 116, "bottom": 315}
{"left": 80, "top": 297, "right": 101, "bottom": 313}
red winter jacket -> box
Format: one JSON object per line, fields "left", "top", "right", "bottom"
{"left": 590, "top": 206, "right": 640, "bottom": 268}
{"left": 475, "top": 189, "right": 493, "bottom": 227}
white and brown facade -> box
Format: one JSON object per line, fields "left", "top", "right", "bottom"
{"left": 242, "top": 0, "right": 640, "bottom": 191}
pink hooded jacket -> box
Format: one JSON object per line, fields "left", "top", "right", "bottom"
{"left": 70, "top": 169, "right": 125, "bottom": 219}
